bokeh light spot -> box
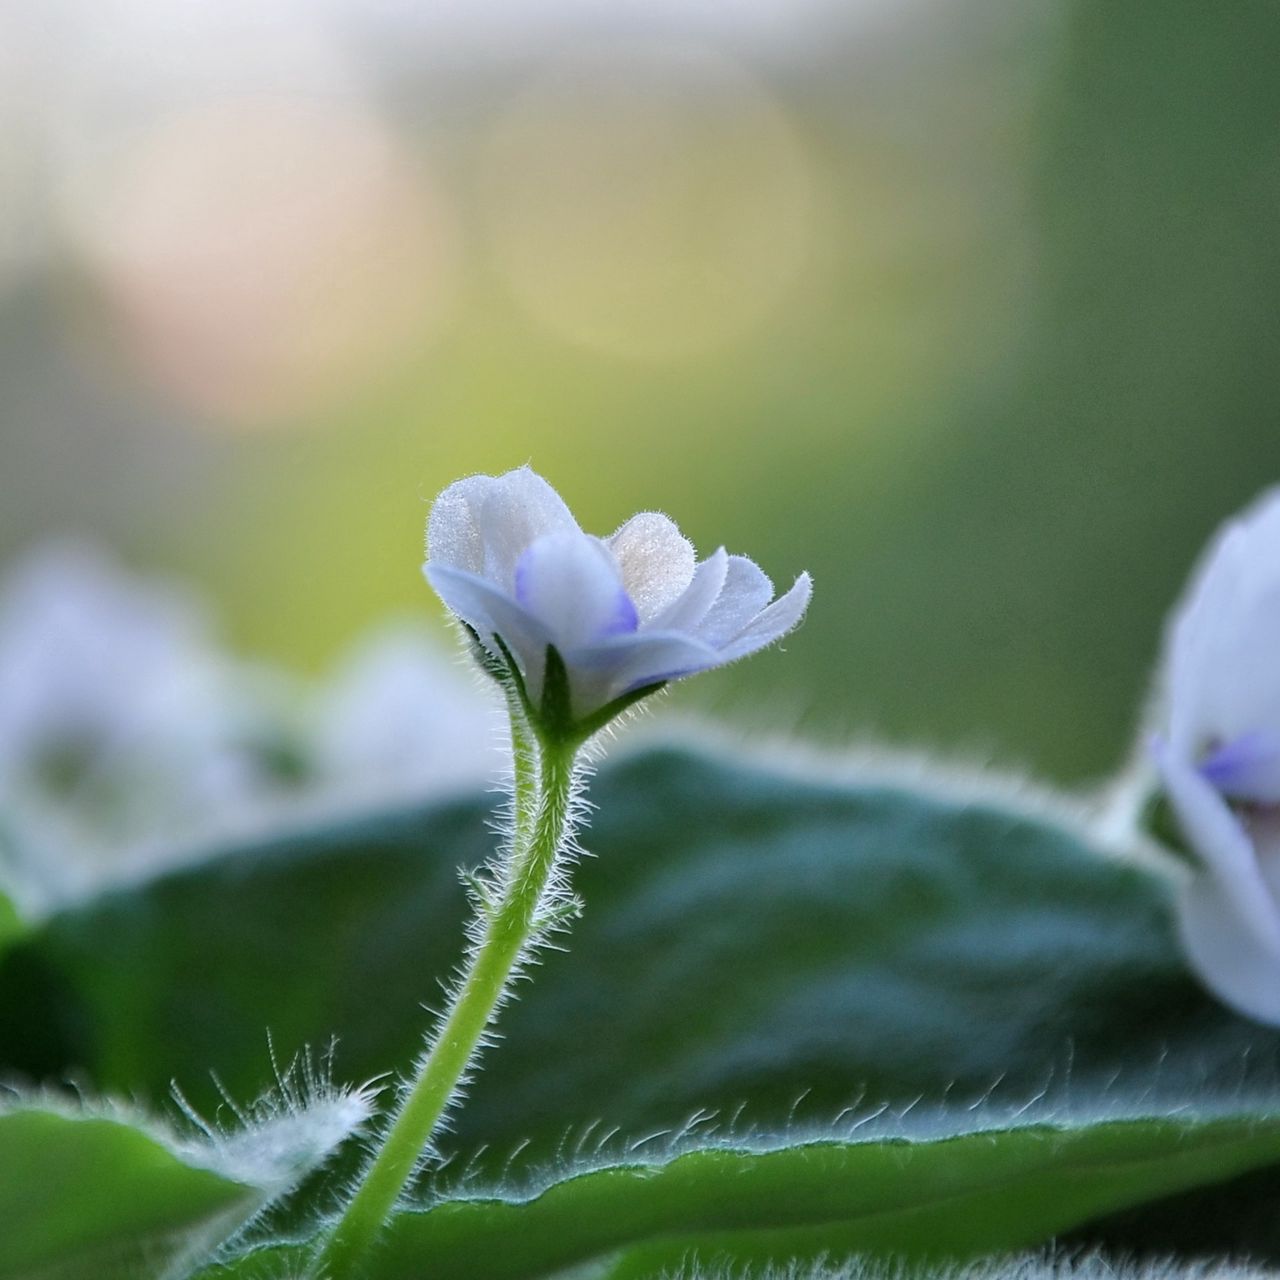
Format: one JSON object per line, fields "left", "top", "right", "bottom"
{"left": 481, "top": 42, "right": 814, "bottom": 361}
{"left": 59, "top": 96, "right": 458, "bottom": 428}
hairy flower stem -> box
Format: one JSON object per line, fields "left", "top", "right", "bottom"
{"left": 315, "top": 721, "right": 577, "bottom": 1279}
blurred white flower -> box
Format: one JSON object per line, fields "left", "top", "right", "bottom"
{"left": 0, "top": 542, "right": 305, "bottom": 901}
{"left": 314, "top": 623, "right": 502, "bottom": 805}
{"left": 424, "top": 466, "right": 811, "bottom": 729}
{"left": 1153, "top": 488, "right": 1280, "bottom": 1023}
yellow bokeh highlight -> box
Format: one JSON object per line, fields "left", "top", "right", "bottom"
{"left": 481, "top": 41, "right": 814, "bottom": 361}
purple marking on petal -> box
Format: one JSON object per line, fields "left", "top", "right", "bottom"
{"left": 513, "top": 550, "right": 534, "bottom": 610}
{"left": 514, "top": 535, "right": 638, "bottom": 644}
{"left": 599, "top": 588, "right": 640, "bottom": 638}
{"left": 621, "top": 665, "right": 702, "bottom": 693}
{"left": 1200, "top": 730, "right": 1280, "bottom": 801}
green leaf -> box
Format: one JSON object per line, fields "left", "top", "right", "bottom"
{"left": 0, "top": 1102, "right": 253, "bottom": 1280}
{"left": 6, "top": 744, "right": 1280, "bottom": 1259}
{"left": 0, "top": 890, "right": 20, "bottom": 955}
{"left": 0, "top": 747, "right": 1259, "bottom": 1141}
{"left": 204, "top": 1106, "right": 1280, "bottom": 1279}
{"left": 0, "top": 1061, "right": 372, "bottom": 1279}
{"left": 0, "top": 820, "right": 29, "bottom": 957}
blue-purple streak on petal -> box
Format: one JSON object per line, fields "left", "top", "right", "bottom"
{"left": 1200, "top": 729, "right": 1280, "bottom": 803}
{"left": 513, "top": 531, "right": 639, "bottom": 649}
{"left": 1153, "top": 735, "right": 1280, "bottom": 957}
{"left": 569, "top": 630, "right": 720, "bottom": 709}
{"left": 600, "top": 588, "right": 640, "bottom": 638}
{"left": 621, "top": 665, "right": 707, "bottom": 694}
{"left": 425, "top": 563, "right": 553, "bottom": 681}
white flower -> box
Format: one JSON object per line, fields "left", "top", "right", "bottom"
{"left": 1153, "top": 488, "right": 1280, "bottom": 1023}
{"left": 424, "top": 467, "right": 811, "bottom": 730}
{"left": 0, "top": 542, "right": 307, "bottom": 900}
{"left": 314, "top": 623, "right": 502, "bottom": 802}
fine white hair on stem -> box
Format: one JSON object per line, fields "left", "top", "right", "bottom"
{"left": 337, "top": 705, "right": 594, "bottom": 1206}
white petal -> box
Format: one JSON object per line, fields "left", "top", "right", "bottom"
{"left": 426, "top": 474, "right": 494, "bottom": 575}
{"left": 651, "top": 547, "right": 729, "bottom": 634}
{"left": 424, "top": 563, "right": 552, "bottom": 697}
{"left": 715, "top": 572, "right": 813, "bottom": 661}
{"left": 1165, "top": 487, "right": 1280, "bottom": 756}
{"left": 1179, "top": 873, "right": 1280, "bottom": 1025}
{"left": 426, "top": 467, "right": 580, "bottom": 591}
{"left": 566, "top": 630, "right": 721, "bottom": 715}
{"left": 1154, "top": 742, "right": 1280, "bottom": 955}
{"left": 607, "top": 512, "right": 696, "bottom": 623}
{"left": 479, "top": 468, "right": 581, "bottom": 589}
{"left": 694, "top": 555, "right": 774, "bottom": 648}
{"left": 514, "top": 531, "right": 637, "bottom": 650}
{"left": 609, "top": 632, "right": 721, "bottom": 693}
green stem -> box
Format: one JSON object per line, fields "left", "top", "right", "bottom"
{"left": 506, "top": 695, "right": 540, "bottom": 863}
{"left": 315, "top": 732, "right": 577, "bottom": 1279}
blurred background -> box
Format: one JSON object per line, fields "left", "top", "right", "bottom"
{"left": 1, "top": 0, "right": 1278, "bottom": 875}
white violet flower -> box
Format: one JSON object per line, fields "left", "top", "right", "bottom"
{"left": 314, "top": 623, "right": 502, "bottom": 802}
{"left": 1153, "top": 487, "right": 1280, "bottom": 1024}
{"left": 424, "top": 467, "right": 811, "bottom": 735}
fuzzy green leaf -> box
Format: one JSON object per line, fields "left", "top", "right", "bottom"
{"left": 205, "top": 1106, "right": 1280, "bottom": 1279}
{"left": 6, "top": 744, "right": 1280, "bottom": 1261}
{"left": 0, "top": 1104, "right": 254, "bottom": 1280}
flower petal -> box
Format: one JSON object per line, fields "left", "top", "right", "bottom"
{"left": 715, "top": 572, "right": 813, "bottom": 661}
{"left": 1179, "top": 872, "right": 1280, "bottom": 1025}
{"left": 694, "top": 555, "right": 774, "bottom": 648}
{"left": 607, "top": 513, "right": 696, "bottom": 623}
{"left": 427, "top": 467, "right": 580, "bottom": 590}
{"left": 568, "top": 629, "right": 721, "bottom": 708}
{"left": 479, "top": 468, "right": 581, "bottom": 589}
{"left": 424, "top": 562, "right": 552, "bottom": 695}
{"left": 651, "top": 547, "right": 729, "bottom": 634}
{"left": 1165, "top": 487, "right": 1280, "bottom": 756}
{"left": 1154, "top": 740, "right": 1280, "bottom": 956}
{"left": 425, "top": 475, "right": 491, "bottom": 575}
{"left": 610, "top": 632, "right": 722, "bottom": 692}
{"left": 514, "top": 531, "right": 637, "bottom": 650}
{"left": 1200, "top": 729, "right": 1280, "bottom": 803}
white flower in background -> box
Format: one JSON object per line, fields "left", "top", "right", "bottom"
{"left": 0, "top": 542, "right": 304, "bottom": 901}
{"left": 1153, "top": 488, "right": 1280, "bottom": 1024}
{"left": 424, "top": 466, "right": 811, "bottom": 731}
{"left": 314, "top": 623, "right": 502, "bottom": 804}
{"left": 0, "top": 543, "right": 514, "bottom": 909}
